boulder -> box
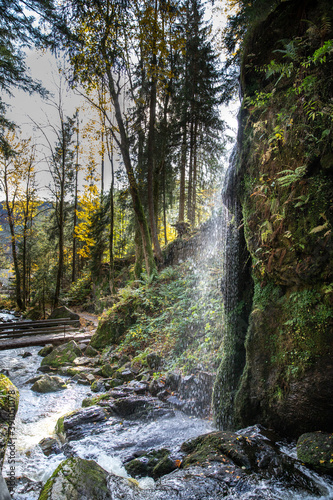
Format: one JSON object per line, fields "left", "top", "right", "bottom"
{"left": 48, "top": 306, "right": 80, "bottom": 323}
{"left": 0, "top": 374, "right": 19, "bottom": 467}
{"left": 38, "top": 345, "right": 54, "bottom": 357}
{"left": 39, "top": 437, "right": 61, "bottom": 456}
{"left": 85, "top": 345, "right": 98, "bottom": 357}
{"left": 146, "top": 352, "right": 161, "bottom": 370}
{"left": 90, "top": 303, "right": 136, "bottom": 349}
{"left": 165, "top": 371, "right": 181, "bottom": 392}
{"left": 148, "top": 378, "right": 165, "bottom": 396}
{"left": 41, "top": 341, "right": 83, "bottom": 368}
{"left": 21, "top": 351, "right": 32, "bottom": 358}
{"left": 107, "top": 395, "right": 174, "bottom": 420}
{"left": 31, "top": 374, "right": 67, "bottom": 393}
{"left": 91, "top": 380, "right": 106, "bottom": 392}
{"left": 101, "top": 363, "right": 115, "bottom": 378}
{"left": 297, "top": 431, "right": 333, "bottom": 474}
{"left": 55, "top": 406, "right": 108, "bottom": 442}
{"left": 124, "top": 448, "right": 176, "bottom": 479}
{"left": 0, "top": 473, "right": 11, "bottom": 500}
{"left": 118, "top": 369, "right": 135, "bottom": 382}
{"left": 38, "top": 457, "right": 112, "bottom": 499}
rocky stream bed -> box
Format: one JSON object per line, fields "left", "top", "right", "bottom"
{"left": 0, "top": 311, "right": 332, "bottom": 499}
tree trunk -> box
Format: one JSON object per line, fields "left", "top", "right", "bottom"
{"left": 72, "top": 114, "right": 79, "bottom": 282}
{"left": 190, "top": 118, "right": 198, "bottom": 227}
{"left": 187, "top": 117, "right": 194, "bottom": 224}
{"left": 179, "top": 124, "right": 187, "bottom": 222}
{"left": 3, "top": 166, "right": 22, "bottom": 309}
{"left": 54, "top": 124, "right": 66, "bottom": 309}
{"left": 146, "top": 26, "right": 163, "bottom": 261}
{"left": 107, "top": 136, "right": 115, "bottom": 294}
{"left": 104, "top": 63, "right": 157, "bottom": 277}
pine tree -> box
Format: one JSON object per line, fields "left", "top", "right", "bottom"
{"left": 0, "top": 0, "right": 56, "bottom": 152}
{"left": 176, "top": 0, "right": 225, "bottom": 227}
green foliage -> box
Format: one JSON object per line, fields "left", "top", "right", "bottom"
{"left": 277, "top": 166, "right": 307, "bottom": 188}
{"left": 95, "top": 260, "right": 223, "bottom": 373}
{"left": 246, "top": 33, "right": 333, "bottom": 157}
{"left": 66, "top": 271, "right": 92, "bottom": 305}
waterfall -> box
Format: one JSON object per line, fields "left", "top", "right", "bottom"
{"left": 213, "top": 141, "right": 253, "bottom": 430}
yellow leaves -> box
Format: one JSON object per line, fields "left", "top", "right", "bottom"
{"left": 75, "top": 161, "right": 100, "bottom": 260}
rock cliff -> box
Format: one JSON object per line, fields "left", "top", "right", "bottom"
{"left": 214, "top": 0, "right": 333, "bottom": 437}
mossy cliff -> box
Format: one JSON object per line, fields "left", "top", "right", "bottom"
{"left": 215, "top": 0, "right": 333, "bottom": 437}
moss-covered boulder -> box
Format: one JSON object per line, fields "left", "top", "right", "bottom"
{"left": 85, "top": 345, "right": 99, "bottom": 357}
{"left": 0, "top": 374, "right": 19, "bottom": 467}
{"left": 55, "top": 406, "right": 108, "bottom": 442}
{"left": 124, "top": 449, "right": 176, "bottom": 479}
{"left": 81, "top": 394, "right": 110, "bottom": 408}
{"left": 48, "top": 306, "right": 80, "bottom": 322}
{"left": 101, "top": 363, "right": 115, "bottom": 378}
{"left": 38, "top": 457, "right": 112, "bottom": 499}
{"left": 297, "top": 431, "right": 333, "bottom": 474}
{"left": 31, "top": 374, "right": 67, "bottom": 393}
{"left": 90, "top": 300, "right": 136, "bottom": 349}
{"left": 41, "top": 341, "right": 83, "bottom": 369}
{"left": 38, "top": 345, "right": 54, "bottom": 357}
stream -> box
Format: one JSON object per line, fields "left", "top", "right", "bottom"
{"left": 0, "top": 311, "right": 333, "bottom": 499}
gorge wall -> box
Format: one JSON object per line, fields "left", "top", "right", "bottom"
{"left": 214, "top": 0, "right": 333, "bottom": 437}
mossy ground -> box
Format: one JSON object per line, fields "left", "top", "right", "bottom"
{"left": 93, "top": 261, "right": 224, "bottom": 375}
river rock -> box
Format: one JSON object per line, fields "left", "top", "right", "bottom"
{"left": 41, "top": 341, "right": 83, "bottom": 368}
{"left": 148, "top": 378, "right": 165, "bottom": 396}
{"left": 118, "top": 368, "right": 135, "bottom": 382}
{"left": 165, "top": 371, "right": 181, "bottom": 391}
{"left": 38, "top": 457, "right": 112, "bottom": 499}
{"left": 21, "top": 351, "right": 32, "bottom": 358}
{"left": 0, "top": 473, "right": 11, "bottom": 500}
{"left": 107, "top": 395, "right": 174, "bottom": 420}
{"left": 0, "top": 374, "right": 19, "bottom": 467}
{"left": 39, "top": 437, "right": 61, "bottom": 456}
{"left": 91, "top": 379, "right": 106, "bottom": 392}
{"left": 297, "top": 431, "right": 333, "bottom": 473}
{"left": 124, "top": 448, "right": 177, "bottom": 479}
{"left": 31, "top": 374, "right": 67, "bottom": 393}
{"left": 56, "top": 406, "right": 108, "bottom": 442}
{"left": 85, "top": 345, "right": 98, "bottom": 357}
{"left": 73, "top": 356, "right": 97, "bottom": 366}
{"left": 38, "top": 345, "right": 54, "bottom": 357}
{"left": 101, "top": 363, "right": 115, "bottom": 378}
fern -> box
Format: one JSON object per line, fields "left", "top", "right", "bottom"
{"left": 277, "top": 165, "right": 307, "bottom": 188}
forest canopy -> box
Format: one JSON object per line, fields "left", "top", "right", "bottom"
{"left": 0, "top": 0, "right": 274, "bottom": 311}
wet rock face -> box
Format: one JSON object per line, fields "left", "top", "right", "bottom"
{"left": 38, "top": 345, "right": 54, "bottom": 357}
{"left": 224, "top": 0, "right": 333, "bottom": 437}
{"left": 56, "top": 406, "right": 108, "bottom": 442}
{"left": 124, "top": 448, "right": 177, "bottom": 479}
